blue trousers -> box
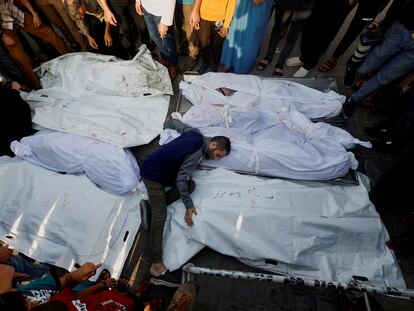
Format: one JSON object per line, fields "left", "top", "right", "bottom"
{"left": 142, "top": 7, "right": 178, "bottom": 65}
{"left": 351, "top": 22, "right": 414, "bottom": 102}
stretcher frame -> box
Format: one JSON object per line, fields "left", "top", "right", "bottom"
{"left": 176, "top": 74, "right": 358, "bottom": 185}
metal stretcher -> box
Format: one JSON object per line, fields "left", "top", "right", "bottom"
{"left": 177, "top": 73, "right": 358, "bottom": 185}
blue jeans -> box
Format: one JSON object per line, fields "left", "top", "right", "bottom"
{"left": 143, "top": 7, "right": 178, "bottom": 65}
{"left": 351, "top": 22, "right": 414, "bottom": 102}
{"left": 9, "top": 255, "right": 50, "bottom": 282}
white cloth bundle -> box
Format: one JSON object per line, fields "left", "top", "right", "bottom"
{"left": 21, "top": 47, "right": 171, "bottom": 147}
{"left": 11, "top": 130, "right": 144, "bottom": 195}
{"left": 162, "top": 168, "right": 405, "bottom": 288}
{"left": 0, "top": 156, "right": 141, "bottom": 280}
{"left": 180, "top": 72, "right": 345, "bottom": 119}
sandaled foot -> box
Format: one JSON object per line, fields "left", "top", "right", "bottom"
{"left": 319, "top": 58, "right": 337, "bottom": 72}
{"left": 256, "top": 58, "right": 271, "bottom": 71}
{"left": 272, "top": 67, "right": 283, "bottom": 76}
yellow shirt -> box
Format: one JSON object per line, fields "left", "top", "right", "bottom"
{"left": 200, "top": 0, "right": 237, "bottom": 28}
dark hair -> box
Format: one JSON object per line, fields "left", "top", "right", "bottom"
{"left": 211, "top": 136, "right": 231, "bottom": 155}
{"left": 0, "top": 291, "right": 26, "bottom": 311}
{"left": 31, "top": 301, "right": 68, "bottom": 311}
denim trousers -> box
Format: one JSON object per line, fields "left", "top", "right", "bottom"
{"left": 142, "top": 7, "right": 178, "bottom": 65}
{"left": 351, "top": 22, "right": 414, "bottom": 102}
{"left": 9, "top": 255, "right": 50, "bottom": 282}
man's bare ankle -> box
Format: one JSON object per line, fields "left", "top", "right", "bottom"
{"left": 150, "top": 263, "right": 167, "bottom": 276}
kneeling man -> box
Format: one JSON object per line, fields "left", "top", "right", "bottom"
{"left": 140, "top": 118, "right": 231, "bottom": 287}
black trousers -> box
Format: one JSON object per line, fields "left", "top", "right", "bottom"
{"left": 299, "top": 0, "right": 352, "bottom": 69}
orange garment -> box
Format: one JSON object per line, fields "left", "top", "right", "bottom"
{"left": 200, "top": 0, "right": 236, "bottom": 28}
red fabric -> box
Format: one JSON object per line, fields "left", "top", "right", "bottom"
{"left": 50, "top": 288, "right": 135, "bottom": 310}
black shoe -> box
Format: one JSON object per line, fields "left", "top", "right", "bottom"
{"left": 342, "top": 98, "right": 358, "bottom": 119}
{"left": 363, "top": 160, "right": 382, "bottom": 188}
{"left": 364, "top": 126, "right": 389, "bottom": 139}
{"left": 139, "top": 199, "right": 151, "bottom": 232}
{"left": 150, "top": 270, "right": 181, "bottom": 287}
{"left": 343, "top": 70, "right": 355, "bottom": 88}
{"left": 371, "top": 140, "right": 396, "bottom": 153}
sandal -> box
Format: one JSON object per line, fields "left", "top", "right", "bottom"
{"left": 272, "top": 67, "right": 283, "bottom": 76}
{"left": 319, "top": 58, "right": 337, "bottom": 72}
{"left": 256, "top": 58, "right": 271, "bottom": 71}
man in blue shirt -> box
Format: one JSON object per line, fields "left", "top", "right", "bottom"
{"left": 139, "top": 118, "right": 230, "bottom": 287}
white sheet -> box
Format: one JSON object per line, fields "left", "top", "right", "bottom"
{"left": 180, "top": 72, "right": 345, "bottom": 119}
{"left": 11, "top": 130, "right": 144, "bottom": 195}
{"left": 163, "top": 168, "right": 405, "bottom": 288}
{"left": 21, "top": 47, "right": 171, "bottom": 147}
{"left": 0, "top": 156, "right": 142, "bottom": 280}
{"left": 164, "top": 108, "right": 370, "bottom": 180}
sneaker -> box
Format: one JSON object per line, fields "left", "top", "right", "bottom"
{"left": 285, "top": 56, "right": 303, "bottom": 67}
{"left": 293, "top": 66, "right": 309, "bottom": 78}
{"left": 342, "top": 98, "right": 358, "bottom": 119}
{"left": 150, "top": 270, "right": 181, "bottom": 287}
{"left": 343, "top": 70, "right": 355, "bottom": 88}
{"left": 139, "top": 199, "right": 151, "bottom": 232}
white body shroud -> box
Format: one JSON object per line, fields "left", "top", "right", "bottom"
{"left": 11, "top": 130, "right": 144, "bottom": 195}
{"left": 162, "top": 168, "right": 405, "bottom": 288}
{"left": 0, "top": 156, "right": 141, "bottom": 280}
{"left": 21, "top": 47, "right": 171, "bottom": 147}
{"left": 180, "top": 72, "right": 345, "bottom": 119}
{"left": 164, "top": 106, "right": 370, "bottom": 180}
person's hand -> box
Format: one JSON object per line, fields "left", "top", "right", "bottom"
{"left": 104, "top": 9, "right": 117, "bottom": 26}
{"left": 70, "top": 262, "right": 102, "bottom": 283}
{"left": 11, "top": 81, "right": 22, "bottom": 90}
{"left": 135, "top": 0, "right": 143, "bottom": 15}
{"left": 189, "top": 10, "right": 200, "bottom": 30}
{"left": 32, "top": 13, "right": 42, "bottom": 28}
{"left": 185, "top": 207, "right": 198, "bottom": 226}
{"left": 104, "top": 31, "right": 112, "bottom": 47}
{"left": 165, "top": 115, "right": 172, "bottom": 122}
{"left": 158, "top": 22, "right": 168, "bottom": 38}
{"left": 0, "top": 248, "right": 13, "bottom": 263}
{"left": 86, "top": 34, "right": 99, "bottom": 49}
{"left": 218, "top": 27, "right": 228, "bottom": 38}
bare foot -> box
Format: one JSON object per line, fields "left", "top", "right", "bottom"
{"left": 150, "top": 262, "right": 167, "bottom": 277}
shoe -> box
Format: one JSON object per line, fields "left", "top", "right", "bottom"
{"left": 364, "top": 126, "right": 389, "bottom": 139}
{"left": 371, "top": 140, "right": 396, "bottom": 153}
{"left": 285, "top": 56, "right": 303, "bottom": 67}
{"left": 150, "top": 270, "right": 181, "bottom": 287}
{"left": 139, "top": 199, "right": 151, "bottom": 232}
{"left": 293, "top": 66, "right": 309, "bottom": 78}
{"left": 342, "top": 98, "right": 358, "bottom": 119}
{"left": 343, "top": 70, "right": 355, "bottom": 88}
{"left": 166, "top": 282, "right": 199, "bottom": 309}
{"left": 363, "top": 160, "right": 382, "bottom": 188}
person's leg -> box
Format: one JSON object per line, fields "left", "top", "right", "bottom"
{"left": 196, "top": 18, "right": 212, "bottom": 64}
{"left": 351, "top": 49, "right": 414, "bottom": 102}
{"left": 35, "top": 2, "right": 76, "bottom": 47}
{"left": 182, "top": 3, "right": 199, "bottom": 60}
{"left": 1, "top": 29, "right": 40, "bottom": 88}
{"left": 357, "top": 22, "right": 408, "bottom": 75}
{"left": 275, "top": 8, "right": 309, "bottom": 70}
{"left": 112, "top": 4, "right": 137, "bottom": 56}
{"left": 165, "top": 179, "right": 196, "bottom": 205}
{"left": 128, "top": 0, "right": 151, "bottom": 46}
{"left": 8, "top": 255, "right": 50, "bottom": 282}
{"left": 142, "top": 7, "right": 178, "bottom": 66}
{"left": 210, "top": 23, "right": 225, "bottom": 66}
{"left": 0, "top": 43, "right": 23, "bottom": 82}
{"left": 50, "top": 0, "right": 87, "bottom": 50}
{"left": 264, "top": 1, "right": 289, "bottom": 62}
{"left": 22, "top": 11, "right": 69, "bottom": 55}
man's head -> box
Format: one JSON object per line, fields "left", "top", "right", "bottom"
{"left": 207, "top": 136, "right": 231, "bottom": 160}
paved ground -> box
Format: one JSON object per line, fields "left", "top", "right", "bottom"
{"left": 124, "top": 4, "right": 414, "bottom": 310}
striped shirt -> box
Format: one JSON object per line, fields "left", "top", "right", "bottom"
{"left": 0, "top": 0, "right": 24, "bottom": 30}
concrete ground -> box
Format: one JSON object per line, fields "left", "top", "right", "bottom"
{"left": 124, "top": 3, "right": 414, "bottom": 310}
